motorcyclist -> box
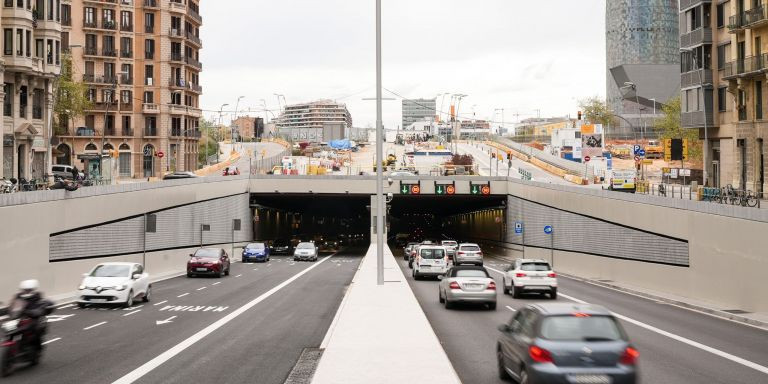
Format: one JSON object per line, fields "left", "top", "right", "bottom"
{"left": 7, "top": 280, "right": 53, "bottom": 351}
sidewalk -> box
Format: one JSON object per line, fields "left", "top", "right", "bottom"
{"left": 311, "top": 245, "right": 461, "bottom": 384}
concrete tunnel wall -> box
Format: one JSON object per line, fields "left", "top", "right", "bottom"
{"left": 0, "top": 174, "right": 766, "bottom": 314}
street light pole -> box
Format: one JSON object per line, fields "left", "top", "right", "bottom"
{"left": 375, "top": 0, "right": 385, "bottom": 286}
{"left": 217, "top": 103, "right": 229, "bottom": 164}
{"left": 233, "top": 96, "right": 244, "bottom": 143}
{"left": 681, "top": 48, "right": 709, "bottom": 186}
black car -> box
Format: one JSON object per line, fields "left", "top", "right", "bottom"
{"left": 163, "top": 172, "right": 198, "bottom": 180}
{"left": 271, "top": 239, "right": 292, "bottom": 255}
{"left": 497, "top": 303, "right": 638, "bottom": 384}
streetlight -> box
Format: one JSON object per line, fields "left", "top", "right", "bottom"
{"left": 232, "top": 96, "right": 244, "bottom": 143}
{"left": 99, "top": 70, "right": 129, "bottom": 182}
{"left": 680, "top": 47, "right": 709, "bottom": 186}
{"left": 375, "top": 0, "right": 384, "bottom": 285}
{"left": 621, "top": 82, "right": 642, "bottom": 144}
{"left": 217, "top": 103, "right": 229, "bottom": 163}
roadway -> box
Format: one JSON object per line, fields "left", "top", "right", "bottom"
{"left": 395, "top": 251, "right": 768, "bottom": 384}
{"left": 218, "top": 141, "right": 287, "bottom": 173}
{"left": 4, "top": 249, "right": 363, "bottom": 384}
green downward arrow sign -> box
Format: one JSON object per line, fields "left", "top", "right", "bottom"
{"left": 402, "top": 185, "right": 408, "bottom": 194}
{"left": 472, "top": 186, "right": 478, "bottom": 194}
{"left": 437, "top": 186, "right": 444, "bottom": 194}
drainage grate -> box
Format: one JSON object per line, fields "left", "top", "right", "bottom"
{"left": 722, "top": 309, "right": 751, "bottom": 315}
{"left": 283, "top": 348, "right": 324, "bottom": 384}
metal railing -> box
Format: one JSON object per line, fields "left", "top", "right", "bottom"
{"left": 722, "top": 54, "right": 768, "bottom": 79}
{"left": 492, "top": 137, "right": 596, "bottom": 179}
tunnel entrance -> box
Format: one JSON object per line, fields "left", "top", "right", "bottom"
{"left": 388, "top": 195, "right": 508, "bottom": 245}
{"left": 250, "top": 194, "right": 371, "bottom": 249}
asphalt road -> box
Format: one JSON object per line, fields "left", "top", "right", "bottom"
{"left": 220, "top": 142, "right": 287, "bottom": 173}
{"left": 396, "top": 252, "right": 768, "bottom": 384}
{"left": 3, "top": 249, "right": 364, "bottom": 384}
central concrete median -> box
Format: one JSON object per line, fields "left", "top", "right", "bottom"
{"left": 311, "top": 245, "right": 461, "bottom": 384}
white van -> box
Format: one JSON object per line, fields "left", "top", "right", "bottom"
{"left": 412, "top": 246, "right": 448, "bottom": 280}
{"left": 608, "top": 169, "right": 636, "bottom": 193}
{"left": 51, "top": 165, "right": 83, "bottom": 180}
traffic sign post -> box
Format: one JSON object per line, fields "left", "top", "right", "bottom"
{"left": 470, "top": 183, "right": 491, "bottom": 195}
{"left": 633, "top": 145, "right": 641, "bottom": 155}
{"left": 544, "top": 225, "right": 554, "bottom": 268}
{"left": 583, "top": 156, "right": 590, "bottom": 179}
{"left": 514, "top": 222, "right": 523, "bottom": 235}
{"left": 399, "top": 182, "right": 420, "bottom": 195}
{"left": 435, "top": 182, "right": 456, "bottom": 195}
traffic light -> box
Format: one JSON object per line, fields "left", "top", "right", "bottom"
{"left": 577, "top": 111, "right": 582, "bottom": 120}
{"left": 507, "top": 151, "right": 512, "bottom": 160}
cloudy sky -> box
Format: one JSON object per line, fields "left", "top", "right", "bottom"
{"left": 200, "top": 0, "right": 606, "bottom": 128}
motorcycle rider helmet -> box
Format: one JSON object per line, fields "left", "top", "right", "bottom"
{"left": 19, "top": 279, "right": 39, "bottom": 299}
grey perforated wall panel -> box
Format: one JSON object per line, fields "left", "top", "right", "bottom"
{"left": 504, "top": 196, "right": 689, "bottom": 266}
{"left": 50, "top": 194, "right": 253, "bottom": 261}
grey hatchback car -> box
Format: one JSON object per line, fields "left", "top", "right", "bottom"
{"left": 497, "top": 303, "right": 638, "bottom": 384}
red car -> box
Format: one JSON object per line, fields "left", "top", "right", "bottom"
{"left": 222, "top": 166, "right": 240, "bottom": 176}
{"left": 187, "top": 248, "right": 231, "bottom": 277}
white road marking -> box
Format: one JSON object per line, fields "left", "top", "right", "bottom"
{"left": 196, "top": 287, "right": 207, "bottom": 291}
{"left": 123, "top": 305, "right": 144, "bottom": 310}
{"left": 0, "top": 315, "right": 7, "bottom": 321}
{"left": 211, "top": 282, "right": 221, "bottom": 286}
{"left": 555, "top": 292, "right": 768, "bottom": 376}
{"left": 177, "top": 293, "right": 189, "bottom": 298}
{"left": 111, "top": 255, "right": 333, "bottom": 384}
{"left": 153, "top": 300, "right": 168, "bottom": 306}
{"left": 253, "top": 268, "right": 259, "bottom": 271}
{"left": 57, "top": 304, "right": 75, "bottom": 309}
{"left": 42, "top": 337, "right": 61, "bottom": 345}
{"left": 235, "top": 274, "right": 242, "bottom": 278}
{"left": 505, "top": 306, "right": 516, "bottom": 312}
{"left": 156, "top": 316, "right": 176, "bottom": 325}
{"left": 83, "top": 321, "right": 107, "bottom": 330}
{"left": 47, "top": 314, "right": 75, "bottom": 323}
{"left": 123, "top": 310, "right": 141, "bottom": 317}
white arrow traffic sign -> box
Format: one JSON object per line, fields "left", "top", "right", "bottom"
{"left": 156, "top": 316, "right": 177, "bottom": 325}
{"left": 47, "top": 314, "right": 75, "bottom": 323}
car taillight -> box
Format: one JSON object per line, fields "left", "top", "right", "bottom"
{"left": 620, "top": 347, "right": 639, "bottom": 365}
{"left": 487, "top": 281, "right": 496, "bottom": 290}
{"left": 449, "top": 282, "right": 460, "bottom": 289}
{"left": 528, "top": 345, "right": 553, "bottom": 363}
{"left": 515, "top": 273, "right": 527, "bottom": 277}
{"left": 548, "top": 273, "right": 556, "bottom": 278}
{"left": 457, "top": 252, "right": 465, "bottom": 255}
{"left": 478, "top": 252, "right": 483, "bottom": 257}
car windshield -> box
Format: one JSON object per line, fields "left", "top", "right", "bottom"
{"left": 421, "top": 249, "right": 445, "bottom": 259}
{"left": 194, "top": 249, "right": 220, "bottom": 258}
{"left": 521, "top": 262, "right": 551, "bottom": 271}
{"left": 246, "top": 243, "right": 265, "bottom": 250}
{"left": 90, "top": 265, "right": 131, "bottom": 278}
{"left": 442, "top": 241, "right": 458, "bottom": 246}
{"left": 453, "top": 270, "right": 488, "bottom": 278}
{"left": 297, "top": 243, "right": 314, "bottom": 249}
{"left": 460, "top": 245, "right": 480, "bottom": 251}
{"left": 539, "top": 315, "right": 625, "bottom": 342}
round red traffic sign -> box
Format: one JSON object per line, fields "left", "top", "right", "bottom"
{"left": 481, "top": 185, "right": 491, "bottom": 195}
{"left": 584, "top": 156, "right": 591, "bottom": 162}
{"left": 634, "top": 156, "right": 640, "bottom": 162}
{"left": 157, "top": 151, "right": 165, "bottom": 158}
{"left": 446, "top": 185, "right": 456, "bottom": 195}
{"left": 411, "top": 185, "right": 421, "bottom": 195}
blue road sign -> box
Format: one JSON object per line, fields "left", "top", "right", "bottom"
{"left": 633, "top": 145, "right": 641, "bottom": 155}
{"left": 638, "top": 149, "right": 646, "bottom": 157}
{"left": 515, "top": 222, "right": 523, "bottom": 234}
{"left": 544, "top": 225, "right": 553, "bottom": 235}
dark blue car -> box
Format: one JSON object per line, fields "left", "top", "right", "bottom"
{"left": 242, "top": 242, "right": 270, "bottom": 263}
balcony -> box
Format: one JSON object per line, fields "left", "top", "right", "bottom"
{"left": 189, "top": 83, "right": 203, "bottom": 93}
{"left": 682, "top": 110, "right": 715, "bottom": 129}
{"left": 680, "top": 0, "right": 711, "bottom": 12}
{"left": 86, "top": 101, "right": 119, "bottom": 112}
{"left": 84, "top": 19, "right": 98, "bottom": 29}
{"left": 142, "top": 103, "right": 159, "bottom": 114}
{"left": 102, "top": 48, "right": 118, "bottom": 58}
{"left": 120, "top": 102, "right": 133, "bottom": 111}
{"left": 188, "top": 7, "right": 202, "bottom": 24}
{"left": 185, "top": 31, "right": 202, "bottom": 47}
{"left": 144, "top": 127, "right": 158, "bottom": 137}
{"left": 121, "top": 75, "right": 133, "bottom": 85}
{"left": 722, "top": 54, "right": 768, "bottom": 80}
{"left": 170, "top": 52, "right": 184, "bottom": 62}
{"left": 102, "top": 20, "right": 117, "bottom": 30}
{"left": 121, "top": 23, "right": 133, "bottom": 32}
{"left": 169, "top": 28, "right": 184, "bottom": 38}
{"left": 84, "top": 46, "right": 98, "bottom": 56}
{"left": 121, "top": 50, "right": 133, "bottom": 58}
{"left": 729, "top": 6, "right": 768, "bottom": 32}
{"left": 104, "top": 127, "right": 116, "bottom": 137}
{"left": 185, "top": 129, "right": 201, "bottom": 138}
{"left": 145, "top": 25, "right": 154, "bottom": 33}
{"left": 121, "top": 128, "right": 134, "bottom": 136}
{"left": 680, "top": 27, "right": 712, "bottom": 49}
{"left": 120, "top": 0, "right": 134, "bottom": 6}
{"left": 185, "top": 56, "right": 202, "bottom": 70}
{"left": 75, "top": 127, "right": 97, "bottom": 137}
{"left": 169, "top": 104, "right": 202, "bottom": 117}
{"left": 169, "top": 1, "right": 186, "bottom": 13}
{"left": 681, "top": 69, "right": 713, "bottom": 88}
{"left": 169, "top": 78, "right": 185, "bottom": 88}
{"left": 62, "top": 16, "right": 71, "bottom": 27}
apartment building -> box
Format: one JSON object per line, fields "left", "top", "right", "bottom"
{"left": 402, "top": 98, "right": 436, "bottom": 129}
{"left": 55, "top": 0, "right": 202, "bottom": 179}
{"left": 232, "top": 116, "right": 264, "bottom": 140}
{"left": 1, "top": 0, "right": 62, "bottom": 180}
{"left": 680, "top": 0, "right": 766, "bottom": 195}
{"left": 275, "top": 100, "right": 352, "bottom": 142}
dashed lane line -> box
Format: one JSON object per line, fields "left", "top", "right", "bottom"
{"left": 505, "top": 306, "right": 516, "bottom": 312}
{"left": 235, "top": 274, "right": 242, "bottom": 278}
{"left": 42, "top": 337, "right": 61, "bottom": 345}
{"left": 57, "top": 304, "right": 75, "bottom": 309}
{"left": 153, "top": 300, "right": 168, "bottom": 306}
{"left": 83, "top": 321, "right": 107, "bottom": 330}
{"left": 211, "top": 282, "right": 221, "bottom": 286}
{"left": 123, "top": 310, "right": 141, "bottom": 317}
{"left": 177, "top": 293, "right": 189, "bottom": 298}
{"left": 196, "top": 287, "right": 207, "bottom": 291}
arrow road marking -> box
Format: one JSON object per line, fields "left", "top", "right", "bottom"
{"left": 156, "top": 316, "right": 177, "bottom": 325}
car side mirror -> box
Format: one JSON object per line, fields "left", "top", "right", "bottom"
{"left": 189, "top": 254, "right": 195, "bottom": 257}
{"left": 497, "top": 324, "right": 511, "bottom": 333}
{"left": 132, "top": 273, "right": 141, "bottom": 280}
{"left": 437, "top": 275, "right": 444, "bottom": 280}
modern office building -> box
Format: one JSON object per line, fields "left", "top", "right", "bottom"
{"left": 680, "top": 0, "right": 766, "bottom": 194}
{"left": 55, "top": 0, "right": 203, "bottom": 179}
{"left": 401, "top": 98, "right": 436, "bottom": 129}
{"left": 275, "top": 100, "right": 352, "bottom": 142}
{"left": 607, "top": 0, "right": 680, "bottom": 138}
{"left": 1, "top": 0, "right": 63, "bottom": 180}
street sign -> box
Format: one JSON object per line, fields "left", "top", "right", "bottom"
{"left": 638, "top": 149, "right": 646, "bottom": 157}
{"left": 411, "top": 185, "right": 421, "bottom": 194}
{"left": 435, "top": 182, "right": 456, "bottom": 195}
{"left": 514, "top": 222, "right": 523, "bottom": 234}
{"left": 584, "top": 156, "right": 591, "bottom": 162}
{"left": 633, "top": 145, "right": 641, "bottom": 155}
{"left": 445, "top": 185, "right": 456, "bottom": 195}
{"left": 544, "top": 225, "right": 553, "bottom": 235}
{"left": 634, "top": 156, "right": 640, "bottom": 162}
{"left": 642, "top": 159, "right": 653, "bottom": 164}
{"left": 157, "top": 151, "right": 165, "bottom": 158}
{"left": 481, "top": 185, "right": 491, "bottom": 195}
{"left": 470, "top": 183, "right": 490, "bottom": 195}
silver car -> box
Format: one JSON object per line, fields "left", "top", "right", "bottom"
{"left": 441, "top": 240, "right": 458, "bottom": 260}
{"left": 438, "top": 266, "right": 497, "bottom": 310}
{"left": 455, "top": 243, "right": 484, "bottom": 266}
{"left": 293, "top": 242, "right": 318, "bottom": 261}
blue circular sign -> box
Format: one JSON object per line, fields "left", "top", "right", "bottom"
{"left": 544, "top": 225, "right": 553, "bottom": 234}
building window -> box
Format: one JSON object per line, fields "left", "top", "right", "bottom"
{"left": 121, "top": 90, "right": 132, "bottom": 104}
{"left": 718, "top": 87, "right": 727, "bottom": 112}
{"left": 143, "top": 91, "right": 154, "bottom": 103}
{"left": 16, "top": 29, "right": 22, "bottom": 56}
{"left": 122, "top": 115, "right": 131, "bottom": 133}
{"left": 717, "top": 3, "right": 725, "bottom": 28}
{"left": 46, "top": 39, "right": 53, "bottom": 64}
{"left": 3, "top": 83, "right": 12, "bottom": 117}
{"left": 144, "top": 64, "right": 153, "bottom": 85}
{"left": 35, "top": 38, "right": 42, "bottom": 58}
{"left": 62, "top": 3, "right": 70, "bottom": 25}
{"left": 84, "top": 7, "right": 95, "bottom": 27}
{"left": 47, "top": 0, "right": 53, "bottom": 20}
{"left": 25, "top": 30, "right": 30, "bottom": 57}
{"left": 144, "top": 39, "right": 154, "bottom": 59}
{"left": 55, "top": 40, "right": 60, "bottom": 64}
{"left": 717, "top": 44, "right": 730, "bottom": 70}
{"left": 144, "top": 12, "right": 154, "bottom": 33}
{"left": 32, "top": 89, "right": 43, "bottom": 119}
{"left": 739, "top": 90, "right": 747, "bottom": 121}
{"left": 145, "top": 116, "right": 157, "bottom": 136}
{"left": 3, "top": 29, "right": 12, "bottom": 55}
{"left": 19, "top": 86, "right": 27, "bottom": 119}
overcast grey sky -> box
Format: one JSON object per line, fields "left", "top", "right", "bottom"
{"left": 200, "top": 0, "right": 606, "bottom": 128}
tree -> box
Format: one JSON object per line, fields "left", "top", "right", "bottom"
{"left": 654, "top": 96, "right": 702, "bottom": 163}
{"left": 54, "top": 53, "right": 91, "bottom": 135}
{"left": 577, "top": 96, "right": 614, "bottom": 127}
{"left": 198, "top": 118, "right": 218, "bottom": 166}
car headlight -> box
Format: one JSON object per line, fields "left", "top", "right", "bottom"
{"left": 114, "top": 284, "right": 128, "bottom": 291}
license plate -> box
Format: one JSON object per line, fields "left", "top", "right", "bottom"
{"left": 464, "top": 284, "right": 481, "bottom": 289}
{"left": 91, "top": 299, "right": 107, "bottom": 303}
{"left": 568, "top": 374, "right": 611, "bottom": 384}
{"left": 530, "top": 276, "right": 543, "bottom": 279}
{"left": 196, "top": 268, "right": 208, "bottom": 272}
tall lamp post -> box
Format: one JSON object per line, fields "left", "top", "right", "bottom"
{"left": 232, "top": 95, "right": 244, "bottom": 143}
{"left": 375, "top": 0, "right": 385, "bottom": 285}
{"left": 217, "top": 103, "right": 229, "bottom": 163}
{"left": 681, "top": 48, "right": 709, "bottom": 186}
{"left": 100, "top": 70, "right": 129, "bottom": 181}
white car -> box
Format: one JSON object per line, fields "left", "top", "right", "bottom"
{"left": 293, "top": 242, "right": 318, "bottom": 261}
{"left": 455, "top": 243, "right": 484, "bottom": 266}
{"left": 440, "top": 240, "right": 458, "bottom": 261}
{"left": 77, "top": 262, "right": 151, "bottom": 308}
{"left": 412, "top": 245, "right": 449, "bottom": 280}
{"left": 502, "top": 259, "right": 557, "bottom": 299}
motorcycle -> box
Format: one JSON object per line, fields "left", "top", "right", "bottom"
{"left": 1, "top": 306, "right": 54, "bottom": 377}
